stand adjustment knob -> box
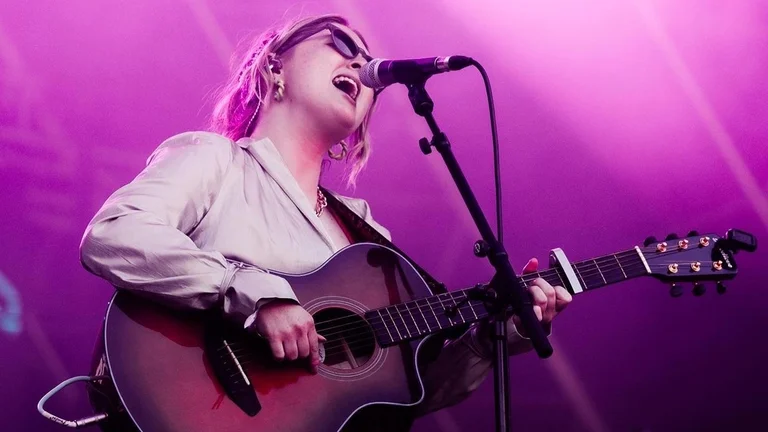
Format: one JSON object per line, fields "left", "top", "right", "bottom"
{"left": 419, "top": 137, "right": 432, "bottom": 155}
{"left": 474, "top": 240, "right": 491, "bottom": 257}
{"left": 693, "top": 282, "right": 706, "bottom": 296}
{"left": 716, "top": 281, "right": 727, "bottom": 294}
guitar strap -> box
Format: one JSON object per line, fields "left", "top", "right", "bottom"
{"left": 323, "top": 190, "right": 447, "bottom": 296}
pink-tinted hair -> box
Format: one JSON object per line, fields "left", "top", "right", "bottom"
{"left": 209, "top": 14, "right": 377, "bottom": 187}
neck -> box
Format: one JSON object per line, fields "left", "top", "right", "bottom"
{"left": 365, "top": 247, "right": 650, "bottom": 346}
{"left": 250, "top": 104, "right": 336, "bottom": 201}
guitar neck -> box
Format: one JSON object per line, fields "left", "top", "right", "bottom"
{"left": 366, "top": 247, "right": 649, "bottom": 346}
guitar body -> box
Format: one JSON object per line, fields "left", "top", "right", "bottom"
{"left": 91, "top": 243, "right": 439, "bottom": 432}
{"left": 67, "top": 228, "right": 752, "bottom": 432}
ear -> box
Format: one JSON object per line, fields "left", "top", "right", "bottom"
{"left": 268, "top": 53, "right": 283, "bottom": 75}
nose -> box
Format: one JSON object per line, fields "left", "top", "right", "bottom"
{"left": 350, "top": 59, "right": 363, "bottom": 70}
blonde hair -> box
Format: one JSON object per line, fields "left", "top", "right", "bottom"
{"left": 210, "top": 14, "right": 377, "bottom": 187}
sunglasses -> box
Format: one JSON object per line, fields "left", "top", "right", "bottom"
{"left": 325, "top": 25, "right": 372, "bottom": 62}
{"left": 325, "top": 26, "right": 385, "bottom": 98}
{"left": 279, "top": 24, "right": 381, "bottom": 98}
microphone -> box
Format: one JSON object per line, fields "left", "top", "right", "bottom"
{"left": 359, "top": 56, "right": 473, "bottom": 89}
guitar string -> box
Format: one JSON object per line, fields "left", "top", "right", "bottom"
{"left": 231, "top": 245, "right": 716, "bottom": 342}
{"left": 288, "top": 248, "right": 647, "bottom": 333}
{"left": 230, "top": 243, "right": 720, "bottom": 346}
{"left": 226, "top": 261, "right": 653, "bottom": 356}
{"left": 226, "top": 256, "right": 713, "bottom": 357}
{"left": 224, "top": 249, "right": 641, "bottom": 351}
{"left": 291, "top": 246, "right": 660, "bottom": 334}
{"left": 317, "top": 260, "right": 721, "bottom": 344}
{"left": 226, "top": 256, "right": 694, "bottom": 353}
{"left": 234, "top": 257, "right": 726, "bottom": 358}
{"left": 322, "top": 250, "right": 674, "bottom": 336}
{"left": 230, "top": 259, "right": 709, "bottom": 358}
{"left": 224, "top": 245, "right": 723, "bottom": 356}
{"left": 231, "top": 259, "right": 717, "bottom": 362}
{"left": 228, "top": 263, "right": 718, "bottom": 358}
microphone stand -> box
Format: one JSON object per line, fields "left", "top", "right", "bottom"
{"left": 405, "top": 80, "right": 553, "bottom": 432}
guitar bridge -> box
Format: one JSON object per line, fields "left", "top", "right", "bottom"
{"left": 203, "top": 323, "right": 261, "bottom": 416}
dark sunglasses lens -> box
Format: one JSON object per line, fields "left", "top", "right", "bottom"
{"left": 331, "top": 29, "right": 358, "bottom": 58}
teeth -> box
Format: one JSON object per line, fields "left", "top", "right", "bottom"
{"left": 332, "top": 75, "right": 359, "bottom": 100}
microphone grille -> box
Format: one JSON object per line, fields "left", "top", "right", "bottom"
{"left": 359, "top": 59, "right": 385, "bottom": 90}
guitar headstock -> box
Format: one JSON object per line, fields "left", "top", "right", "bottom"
{"left": 639, "top": 229, "right": 757, "bottom": 296}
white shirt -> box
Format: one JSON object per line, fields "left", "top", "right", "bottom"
{"left": 79, "top": 131, "right": 533, "bottom": 416}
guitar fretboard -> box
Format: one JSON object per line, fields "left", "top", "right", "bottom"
{"left": 364, "top": 248, "right": 648, "bottom": 346}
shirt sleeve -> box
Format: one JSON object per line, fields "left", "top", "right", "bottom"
{"left": 79, "top": 132, "right": 297, "bottom": 325}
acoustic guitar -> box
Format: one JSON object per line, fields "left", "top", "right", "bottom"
{"left": 87, "top": 229, "right": 756, "bottom": 431}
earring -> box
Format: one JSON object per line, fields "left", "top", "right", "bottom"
{"left": 267, "top": 53, "right": 283, "bottom": 73}
{"left": 328, "top": 141, "right": 348, "bottom": 160}
{"left": 273, "top": 78, "right": 285, "bottom": 102}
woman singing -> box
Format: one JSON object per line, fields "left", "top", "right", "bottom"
{"left": 80, "top": 14, "right": 571, "bottom": 431}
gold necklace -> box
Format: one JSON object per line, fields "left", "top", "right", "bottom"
{"left": 315, "top": 187, "right": 327, "bottom": 217}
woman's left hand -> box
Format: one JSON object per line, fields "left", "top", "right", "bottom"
{"left": 512, "top": 257, "right": 572, "bottom": 332}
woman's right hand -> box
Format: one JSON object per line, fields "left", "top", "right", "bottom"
{"left": 253, "top": 300, "right": 325, "bottom": 373}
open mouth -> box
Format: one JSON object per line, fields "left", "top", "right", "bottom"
{"left": 332, "top": 75, "right": 359, "bottom": 101}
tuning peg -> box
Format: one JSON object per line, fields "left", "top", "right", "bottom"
{"left": 665, "top": 233, "right": 679, "bottom": 241}
{"left": 669, "top": 283, "right": 683, "bottom": 298}
{"left": 687, "top": 230, "right": 699, "bottom": 237}
{"left": 644, "top": 236, "right": 658, "bottom": 247}
{"left": 716, "top": 281, "right": 727, "bottom": 295}
{"left": 693, "top": 282, "right": 706, "bottom": 296}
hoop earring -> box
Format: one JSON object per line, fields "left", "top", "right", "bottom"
{"left": 328, "top": 141, "right": 348, "bottom": 160}
{"left": 273, "top": 79, "right": 285, "bottom": 102}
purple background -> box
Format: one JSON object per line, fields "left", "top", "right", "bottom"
{"left": 2, "top": 1, "right": 767, "bottom": 430}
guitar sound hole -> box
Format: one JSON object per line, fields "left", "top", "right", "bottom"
{"left": 314, "top": 308, "right": 375, "bottom": 370}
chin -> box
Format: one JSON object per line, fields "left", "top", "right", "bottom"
{"left": 323, "top": 102, "right": 358, "bottom": 136}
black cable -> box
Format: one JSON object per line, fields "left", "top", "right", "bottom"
{"left": 469, "top": 59, "right": 503, "bottom": 244}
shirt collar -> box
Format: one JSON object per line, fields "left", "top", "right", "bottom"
{"left": 237, "top": 136, "right": 336, "bottom": 250}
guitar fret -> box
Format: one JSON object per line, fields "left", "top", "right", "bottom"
{"left": 470, "top": 300, "right": 488, "bottom": 320}
{"left": 424, "top": 298, "right": 443, "bottom": 330}
{"left": 375, "top": 310, "right": 393, "bottom": 343}
{"left": 450, "top": 293, "right": 467, "bottom": 323}
{"left": 621, "top": 250, "right": 649, "bottom": 278}
{"left": 385, "top": 307, "right": 404, "bottom": 341}
{"left": 614, "top": 254, "right": 627, "bottom": 278}
{"left": 466, "top": 293, "right": 479, "bottom": 320}
{"left": 436, "top": 294, "right": 455, "bottom": 327}
{"left": 413, "top": 300, "right": 429, "bottom": 336}
{"left": 398, "top": 303, "right": 421, "bottom": 336}
{"left": 573, "top": 265, "right": 587, "bottom": 289}
{"left": 548, "top": 268, "right": 566, "bottom": 290}
{"left": 366, "top": 247, "right": 655, "bottom": 347}
{"left": 593, "top": 259, "right": 607, "bottom": 284}
{"left": 576, "top": 262, "right": 601, "bottom": 289}
{"left": 601, "top": 256, "right": 627, "bottom": 284}
{"left": 393, "top": 306, "right": 412, "bottom": 339}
